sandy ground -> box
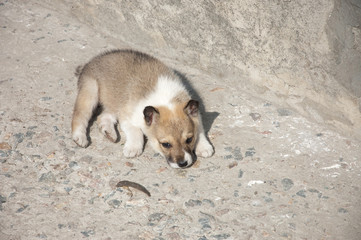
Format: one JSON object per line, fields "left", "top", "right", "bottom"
{"left": 1, "top": 2, "right": 361, "bottom": 240}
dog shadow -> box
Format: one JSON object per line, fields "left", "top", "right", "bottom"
{"left": 85, "top": 105, "right": 121, "bottom": 146}
{"left": 173, "top": 70, "right": 220, "bottom": 134}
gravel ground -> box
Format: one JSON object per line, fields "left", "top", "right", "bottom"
{"left": 1, "top": 2, "right": 361, "bottom": 239}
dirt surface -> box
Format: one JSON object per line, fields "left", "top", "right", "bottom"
{"left": 1, "top": 1, "right": 361, "bottom": 240}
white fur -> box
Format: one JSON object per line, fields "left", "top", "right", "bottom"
{"left": 130, "top": 75, "right": 189, "bottom": 131}
{"left": 72, "top": 127, "right": 88, "bottom": 147}
{"left": 184, "top": 151, "right": 193, "bottom": 166}
{"left": 196, "top": 133, "right": 214, "bottom": 157}
{"left": 121, "top": 121, "right": 144, "bottom": 158}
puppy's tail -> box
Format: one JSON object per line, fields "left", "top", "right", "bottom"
{"left": 75, "top": 65, "right": 84, "bottom": 77}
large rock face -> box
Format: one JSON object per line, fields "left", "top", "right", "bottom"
{"left": 57, "top": 0, "right": 361, "bottom": 138}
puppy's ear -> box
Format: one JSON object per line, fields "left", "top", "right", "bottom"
{"left": 144, "top": 106, "right": 159, "bottom": 126}
{"left": 184, "top": 100, "right": 199, "bottom": 117}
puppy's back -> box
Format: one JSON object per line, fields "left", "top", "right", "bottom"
{"left": 77, "top": 50, "right": 176, "bottom": 113}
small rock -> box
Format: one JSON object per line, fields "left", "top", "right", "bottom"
{"left": 224, "top": 147, "right": 232, "bottom": 152}
{"left": 125, "top": 162, "right": 134, "bottom": 167}
{"left": 245, "top": 147, "right": 256, "bottom": 157}
{"left": 16, "top": 205, "right": 29, "bottom": 213}
{"left": 39, "top": 172, "right": 56, "bottom": 183}
{"left": 228, "top": 162, "right": 237, "bottom": 168}
{"left": 0, "top": 150, "right": 9, "bottom": 158}
{"left": 198, "top": 218, "right": 211, "bottom": 230}
{"left": 338, "top": 208, "right": 348, "bottom": 213}
{"left": 238, "top": 170, "right": 244, "bottom": 178}
{"left": 40, "top": 97, "right": 52, "bottom": 101}
{"left": 68, "top": 161, "right": 78, "bottom": 168}
{"left": 249, "top": 112, "right": 261, "bottom": 121}
{"left": 232, "top": 147, "right": 243, "bottom": 161}
{"left": 81, "top": 230, "right": 95, "bottom": 237}
{"left": 296, "top": 190, "right": 306, "bottom": 198}
{"left": 0, "top": 194, "right": 6, "bottom": 211}
{"left": 148, "top": 213, "right": 167, "bottom": 226}
{"left": 281, "top": 178, "right": 294, "bottom": 191}
{"left": 185, "top": 199, "right": 202, "bottom": 207}
{"left": 277, "top": 108, "right": 292, "bottom": 116}
{"left": 26, "top": 131, "right": 36, "bottom": 139}
{"left": 0, "top": 142, "right": 11, "bottom": 150}
{"left": 212, "top": 233, "right": 231, "bottom": 240}
{"left": 108, "top": 199, "right": 121, "bottom": 208}
{"left": 14, "top": 133, "right": 24, "bottom": 143}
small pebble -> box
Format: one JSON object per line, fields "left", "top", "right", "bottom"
{"left": 245, "top": 147, "right": 256, "bottom": 157}
{"left": 0, "top": 142, "right": 11, "bottom": 150}
{"left": 148, "top": 213, "right": 167, "bottom": 225}
{"left": 212, "top": 233, "right": 231, "bottom": 240}
{"left": 249, "top": 112, "right": 261, "bottom": 121}
{"left": 185, "top": 199, "right": 202, "bottom": 207}
{"left": 81, "top": 230, "right": 95, "bottom": 237}
{"left": 39, "top": 172, "right": 56, "bottom": 183}
{"left": 296, "top": 190, "right": 306, "bottom": 198}
{"left": 232, "top": 147, "right": 243, "bottom": 161}
{"left": 277, "top": 108, "right": 292, "bottom": 116}
{"left": 0, "top": 194, "right": 6, "bottom": 210}
{"left": 281, "top": 178, "right": 294, "bottom": 191}
{"left": 108, "top": 199, "right": 121, "bottom": 208}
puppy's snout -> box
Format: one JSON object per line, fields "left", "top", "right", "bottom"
{"left": 177, "top": 160, "right": 188, "bottom": 168}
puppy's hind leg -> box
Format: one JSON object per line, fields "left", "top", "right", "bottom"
{"left": 98, "top": 111, "right": 118, "bottom": 143}
{"left": 72, "top": 77, "right": 99, "bottom": 147}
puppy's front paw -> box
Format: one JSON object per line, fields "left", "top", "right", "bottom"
{"left": 196, "top": 140, "right": 214, "bottom": 158}
{"left": 72, "top": 130, "right": 89, "bottom": 148}
{"left": 123, "top": 144, "right": 143, "bottom": 158}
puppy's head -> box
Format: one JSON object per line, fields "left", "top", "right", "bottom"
{"left": 143, "top": 100, "right": 199, "bottom": 168}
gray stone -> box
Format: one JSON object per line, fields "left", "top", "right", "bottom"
{"left": 81, "top": 230, "right": 95, "bottom": 237}
{"left": 296, "top": 190, "right": 307, "bottom": 198}
{"left": 245, "top": 147, "right": 256, "bottom": 157}
{"left": 0, "top": 194, "right": 6, "bottom": 211}
{"left": 14, "top": 133, "right": 24, "bottom": 143}
{"left": 281, "top": 178, "right": 294, "bottom": 191}
{"left": 38, "top": 172, "right": 56, "bottom": 183}
{"left": 185, "top": 199, "right": 202, "bottom": 207}
{"left": 211, "top": 234, "right": 231, "bottom": 240}
{"left": 238, "top": 170, "right": 244, "bottom": 178}
{"left": 148, "top": 213, "right": 167, "bottom": 225}
{"left": 108, "top": 199, "right": 121, "bottom": 208}
{"left": 232, "top": 147, "right": 243, "bottom": 161}
{"left": 277, "top": 108, "right": 293, "bottom": 117}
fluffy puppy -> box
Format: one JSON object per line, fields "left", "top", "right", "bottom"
{"left": 72, "top": 49, "right": 214, "bottom": 168}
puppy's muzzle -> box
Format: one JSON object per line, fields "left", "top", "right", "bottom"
{"left": 167, "top": 151, "right": 196, "bottom": 169}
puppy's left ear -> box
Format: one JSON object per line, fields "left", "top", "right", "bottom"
{"left": 184, "top": 100, "right": 199, "bottom": 117}
{"left": 144, "top": 106, "right": 159, "bottom": 126}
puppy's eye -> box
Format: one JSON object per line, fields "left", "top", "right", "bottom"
{"left": 185, "top": 137, "right": 193, "bottom": 144}
{"left": 161, "top": 142, "right": 172, "bottom": 148}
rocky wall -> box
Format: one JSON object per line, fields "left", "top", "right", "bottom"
{"left": 51, "top": 0, "right": 361, "bottom": 138}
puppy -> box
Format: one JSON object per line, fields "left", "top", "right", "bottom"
{"left": 72, "top": 49, "right": 214, "bottom": 168}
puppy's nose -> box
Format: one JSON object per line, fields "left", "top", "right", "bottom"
{"left": 177, "top": 160, "right": 188, "bottom": 168}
